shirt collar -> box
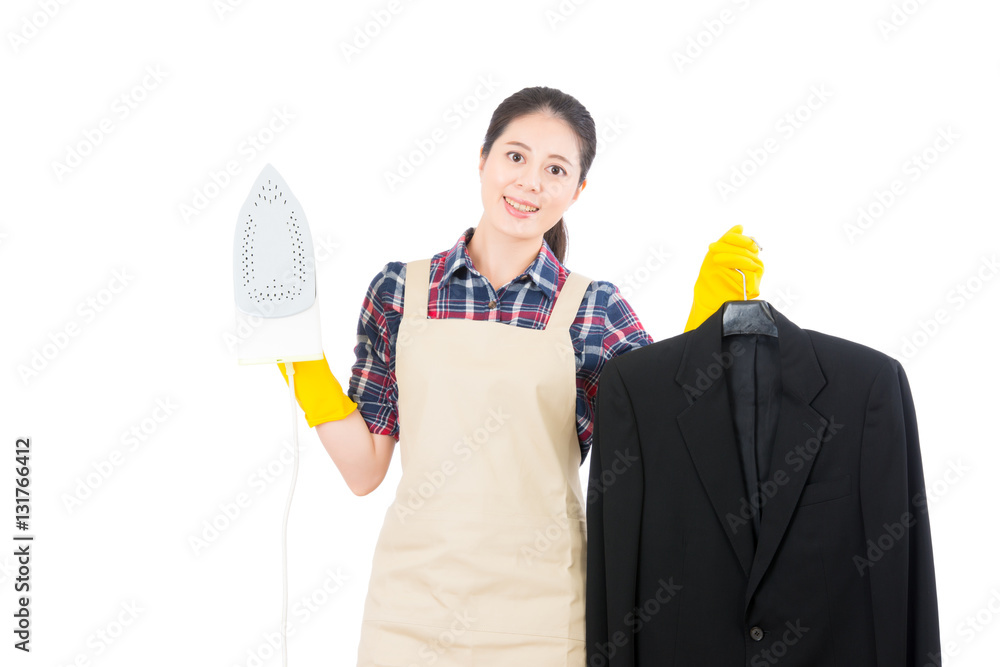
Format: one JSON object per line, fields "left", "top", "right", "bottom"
{"left": 439, "top": 226, "right": 563, "bottom": 301}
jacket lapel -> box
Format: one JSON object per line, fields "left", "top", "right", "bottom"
{"left": 675, "top": 305, "right": 756, "bottom": 577}
{"left": 743, "top": 307, "right": 830, "bottom": 607}
{"left": 674, "top": 303, "right": 831, "bottom": 601}
{"left": 743, "top": 388, "right": 829, "bottom": 608}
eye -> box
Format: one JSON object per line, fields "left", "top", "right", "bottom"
{"left": 548, "top": 165, "right": 566, "bottom": 176}
{"left": 507, "top": 152, "right": 524, "bottom": 163}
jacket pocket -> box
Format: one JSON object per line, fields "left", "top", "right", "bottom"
{"left": 798, "top": 474, "right": 851, "bottom": 506}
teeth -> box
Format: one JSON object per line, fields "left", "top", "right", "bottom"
{"left": 505, "top": 196, "right": 538, "bottom": 213}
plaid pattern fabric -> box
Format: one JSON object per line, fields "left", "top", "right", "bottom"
{"left": 348, "top": 226, "right": 653, "bottom": 465}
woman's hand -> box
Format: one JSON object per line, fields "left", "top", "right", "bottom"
{"left": 277, "top": 353, "right": 358, "bottom": 427}
{"left": 278, "top": 354, "right": 395, "bottom": 496}
{"left": 684, "top": 224, "right": 764, "bottom": 332}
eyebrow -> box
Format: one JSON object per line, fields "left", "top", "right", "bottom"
{"left": 504, "top": 141, "right": 574, "bottom": 167}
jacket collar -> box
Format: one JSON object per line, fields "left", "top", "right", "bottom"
{"left": 675, "top": 302, "right": 826, "bottom": 407}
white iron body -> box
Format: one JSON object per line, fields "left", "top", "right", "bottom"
{"left": 234, "top": 163, "right": 324, "bottom": 365}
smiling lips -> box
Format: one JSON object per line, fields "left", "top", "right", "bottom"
{"left": 504, "top": 195, "right": 539, "bottom": 213}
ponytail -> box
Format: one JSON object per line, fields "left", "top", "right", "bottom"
{"left": 544, "top": 218, "right": 568, "bottom": 265}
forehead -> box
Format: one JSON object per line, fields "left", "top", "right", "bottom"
{"left": 498, "top": 113, "right": 580, "bottom": 163}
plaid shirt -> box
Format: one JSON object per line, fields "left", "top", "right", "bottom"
{"left": 348, "top": 226, "right": 653, "bottom": 465}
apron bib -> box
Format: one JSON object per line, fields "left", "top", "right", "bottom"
{"left": 356, "top": 257, "right": 592, "bottom": 666}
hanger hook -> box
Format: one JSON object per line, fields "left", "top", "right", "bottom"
{"left": 735, "top": 268, "right": 748, "bottom": 300}
{"left": 735, "top": 235, "right": 761, "bottom": 301}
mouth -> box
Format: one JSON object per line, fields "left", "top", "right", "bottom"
{"left": 503, "top": 195, "right": 539, "bottom": 214}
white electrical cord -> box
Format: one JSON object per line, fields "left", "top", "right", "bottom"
{"left": 281, "top": 362, "right": 301, "bottom": 667}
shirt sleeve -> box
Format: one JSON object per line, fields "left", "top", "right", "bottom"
{"left": 348, "top": 262, "right": 404, "bottom": 441}
{"left": 576, "top": 281, "right": 654, "bottom": 464}
{"left": 602, "top": 282, "right": 655, "bottom": 360}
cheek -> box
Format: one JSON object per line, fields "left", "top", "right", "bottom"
{"left": 545, "top": 178, "right": 574, "bottom": 204}
{"left": 484, "top": 168, "right": 510, "bottom": 194}
{"left": 480, "top": 172, "right": 499, "bottom": 197}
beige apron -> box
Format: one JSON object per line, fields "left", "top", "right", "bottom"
{"left": 356, "top": 257, "right": 592, "bottom": 666}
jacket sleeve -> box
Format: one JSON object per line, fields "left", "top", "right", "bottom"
{"left": 585, "top": 391, "right": 610, "bottom": 662}
{"left": 859, "top": 358, "right": 940, "bottom": 666}
{"left": 587, "top": 359, "right": 642, "bottom": 667}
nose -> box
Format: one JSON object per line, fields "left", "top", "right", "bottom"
{"left": 516, "top": 167, "right": 541, "bottom": 192}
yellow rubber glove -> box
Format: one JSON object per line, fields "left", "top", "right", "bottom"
{"left": 277, "top": 353, "right": 358, "bottom": 427}
{"left": 684, "top": 224, "right": 764, "bottom": 332}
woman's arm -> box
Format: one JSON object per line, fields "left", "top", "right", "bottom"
{"left": 278, "top": 262, "right": 403, "bottom": 495}
{"left": 315, "top": 415, "right": 396, "bottom": 496}
{"left": 278, "top": 358, "right": 395, "bottom": 496}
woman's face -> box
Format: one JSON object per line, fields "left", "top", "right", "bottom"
{"left": 478, "top": 112, "right": 585, "bottom": 243}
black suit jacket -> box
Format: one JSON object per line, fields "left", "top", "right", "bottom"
{"left": 586, "top": 303, "right": 940, "bottom": 666}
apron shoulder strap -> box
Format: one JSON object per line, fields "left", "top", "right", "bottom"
{"left": 547, "top": 270, "right": 592, "bottom": 332}
{"left": 404, "top": 257, "right": 590, "bottom": 330}
{"left": 403, "top": 258, "right": 432, "bottom": 319}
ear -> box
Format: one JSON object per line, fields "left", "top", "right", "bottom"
{"left": 478, "top": 147, "right": 486, "bottom": 178}
{"left": 568, "top": 179, "right": 587, "bottom": 206}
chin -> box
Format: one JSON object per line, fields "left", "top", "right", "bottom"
{"left": 503, "top": 219, "right": 551, "bottom": 240}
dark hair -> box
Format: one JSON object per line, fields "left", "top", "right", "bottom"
{"left": 480, "top": 86, "right": 597, "bottom": 265}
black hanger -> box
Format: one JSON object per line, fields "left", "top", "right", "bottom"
{"left": 721, "top": 239, "right": 778, "bottom": 337}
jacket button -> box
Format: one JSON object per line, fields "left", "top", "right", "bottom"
{"left": 750, "top": 626, "right": 764, "bottom": 641}
{"left": 488, "top": 300, "right": 497, "bottom": 309}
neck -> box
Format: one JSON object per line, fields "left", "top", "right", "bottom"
{"left": 466, "top": 220, "right": 542, "bottom": 290}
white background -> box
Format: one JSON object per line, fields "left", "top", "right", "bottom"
{"left": 3, "top": 0, "right": 998, "bottom": 665}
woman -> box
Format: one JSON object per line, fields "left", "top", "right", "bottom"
{"left": 279, "top": 86, "right": 763, "bottom": 665}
